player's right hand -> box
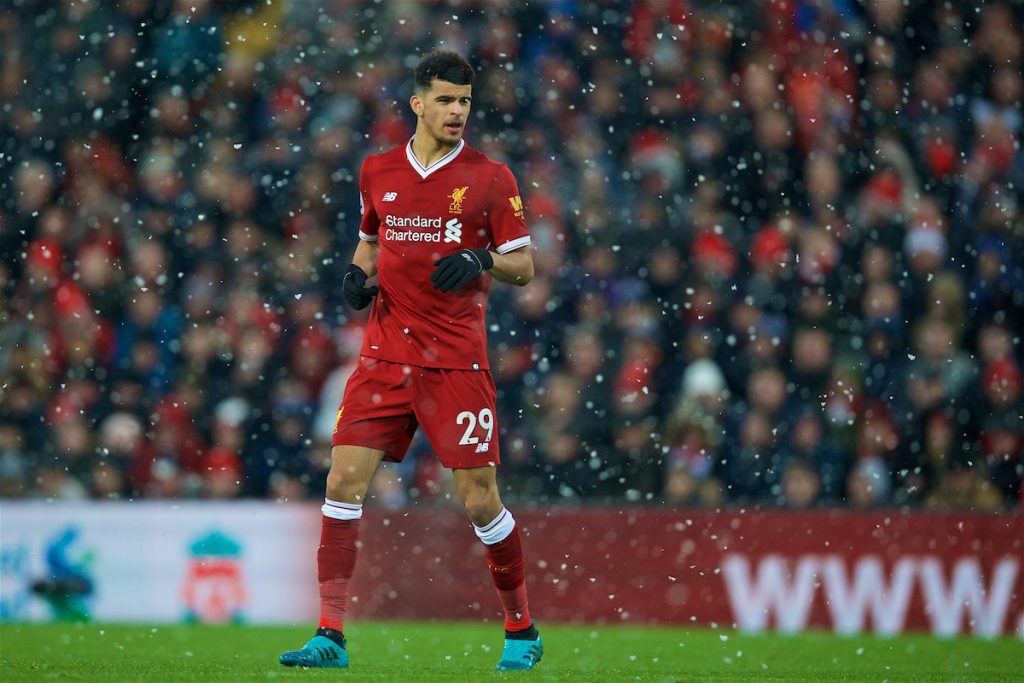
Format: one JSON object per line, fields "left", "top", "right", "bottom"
{"left": 342, "top": 264, "right": 378, "bottom": 310}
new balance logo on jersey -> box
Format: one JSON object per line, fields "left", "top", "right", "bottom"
{"left": 444, "top": 218, "right": 463, "bottom": 244}
{"left": 382, "top": 192, "right": 398, "bottom": 201}
{"left": 475, "top": 442, "right": 490, "bottom": 453}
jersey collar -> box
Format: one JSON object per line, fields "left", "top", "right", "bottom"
{"left": 405, "top": 137, "right": 465, "bottom": 179}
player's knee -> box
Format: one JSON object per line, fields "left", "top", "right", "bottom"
{"left": 326, "top": 468, "right": 365, "bottom": 503}
{"left": 461, "top": 488, "right": 501, "bottom": 526}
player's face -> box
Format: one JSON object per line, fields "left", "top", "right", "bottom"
{"left": 412, "top": 79, "right": 472, "bottom": 147}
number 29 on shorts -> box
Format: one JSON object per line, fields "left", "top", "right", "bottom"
{"left": 456, "top": 408, "right": 494, "bottom": 450}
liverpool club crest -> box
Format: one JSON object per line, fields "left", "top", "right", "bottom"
{"left": 448, "top": 186, "right": 469, "bottom": 214}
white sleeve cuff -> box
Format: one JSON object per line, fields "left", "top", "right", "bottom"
{"left": 359, "top": 230, "right": 379, "bottom": 241}
{"left": 495, "top": 236, "right": 531, "bottom": 254}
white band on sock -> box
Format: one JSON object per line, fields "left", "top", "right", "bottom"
{"left": 473, "top": 507, "right": 515, "bottom": 545}
{"left": 322, "top": 498, "right": 363, "bottom": 521}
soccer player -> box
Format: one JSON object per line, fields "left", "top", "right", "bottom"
{"left": 279, "top": 51, "right": 542, "bottom": 671}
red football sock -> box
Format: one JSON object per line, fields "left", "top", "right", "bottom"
{"left": 484, "top": 524, "right": 532, "bottom": 631}
{"left": 318, "top": 516, "right": 360, "bottom": 633}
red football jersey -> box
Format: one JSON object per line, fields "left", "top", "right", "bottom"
{"left": 355, "top": 138, "right": 531, "bottom": 369}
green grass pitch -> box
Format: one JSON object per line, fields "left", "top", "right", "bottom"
{"left": 1, "top": 621, "right": 1021, "bottom": 682}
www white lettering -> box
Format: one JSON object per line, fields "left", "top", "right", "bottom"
{"left": 720, "top": 553, "right": 1021, "bottom": 637}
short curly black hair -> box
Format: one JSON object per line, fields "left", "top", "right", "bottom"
{"left": 414, "top": 51, "right": 474, "bottom": 91}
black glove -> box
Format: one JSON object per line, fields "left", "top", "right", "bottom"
{"left": 342, "top": 264, "right": 378, "bottom": 310}
{"left": 430, "top": 248, "right": 494, "bottom": 293}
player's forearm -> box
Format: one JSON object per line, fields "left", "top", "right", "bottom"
{"left": 352, "top": 239, "right": 380, "bottom": 277}
{"left": 488, "top": 247, "right": 533, "bottom": 286}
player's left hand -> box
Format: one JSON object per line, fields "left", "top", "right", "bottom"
{"left": 431, "top": 248, "right": 493, "bottom": 292}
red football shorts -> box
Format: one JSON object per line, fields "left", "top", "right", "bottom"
{"left": 332, "top": 357, "right": 501, "bottom": 469}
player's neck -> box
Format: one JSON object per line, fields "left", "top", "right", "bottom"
{"left": 410, "top": 132, "right": 459, "bottom": 168}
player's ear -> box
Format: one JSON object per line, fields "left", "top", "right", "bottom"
{"left": 410, "top": 94, "right": 423, "bottom": 117}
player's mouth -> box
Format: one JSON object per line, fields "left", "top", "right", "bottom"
{"left": 445, "top": 122, "right": 463, "bottom": 134}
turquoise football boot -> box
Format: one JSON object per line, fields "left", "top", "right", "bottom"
{"left": 279, "top": 632, "right": 348, "bottom": 668}
{"left": 496, "top": 626, "right": 543, "bottom": 671}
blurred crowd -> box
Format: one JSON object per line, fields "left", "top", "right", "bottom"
{"left": 1, "top": 0, "right": 1022, "bottom": 510}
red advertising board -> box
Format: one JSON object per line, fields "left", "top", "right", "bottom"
{"left": 348, "top": 507, "right": 1023, "bottom": 637}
